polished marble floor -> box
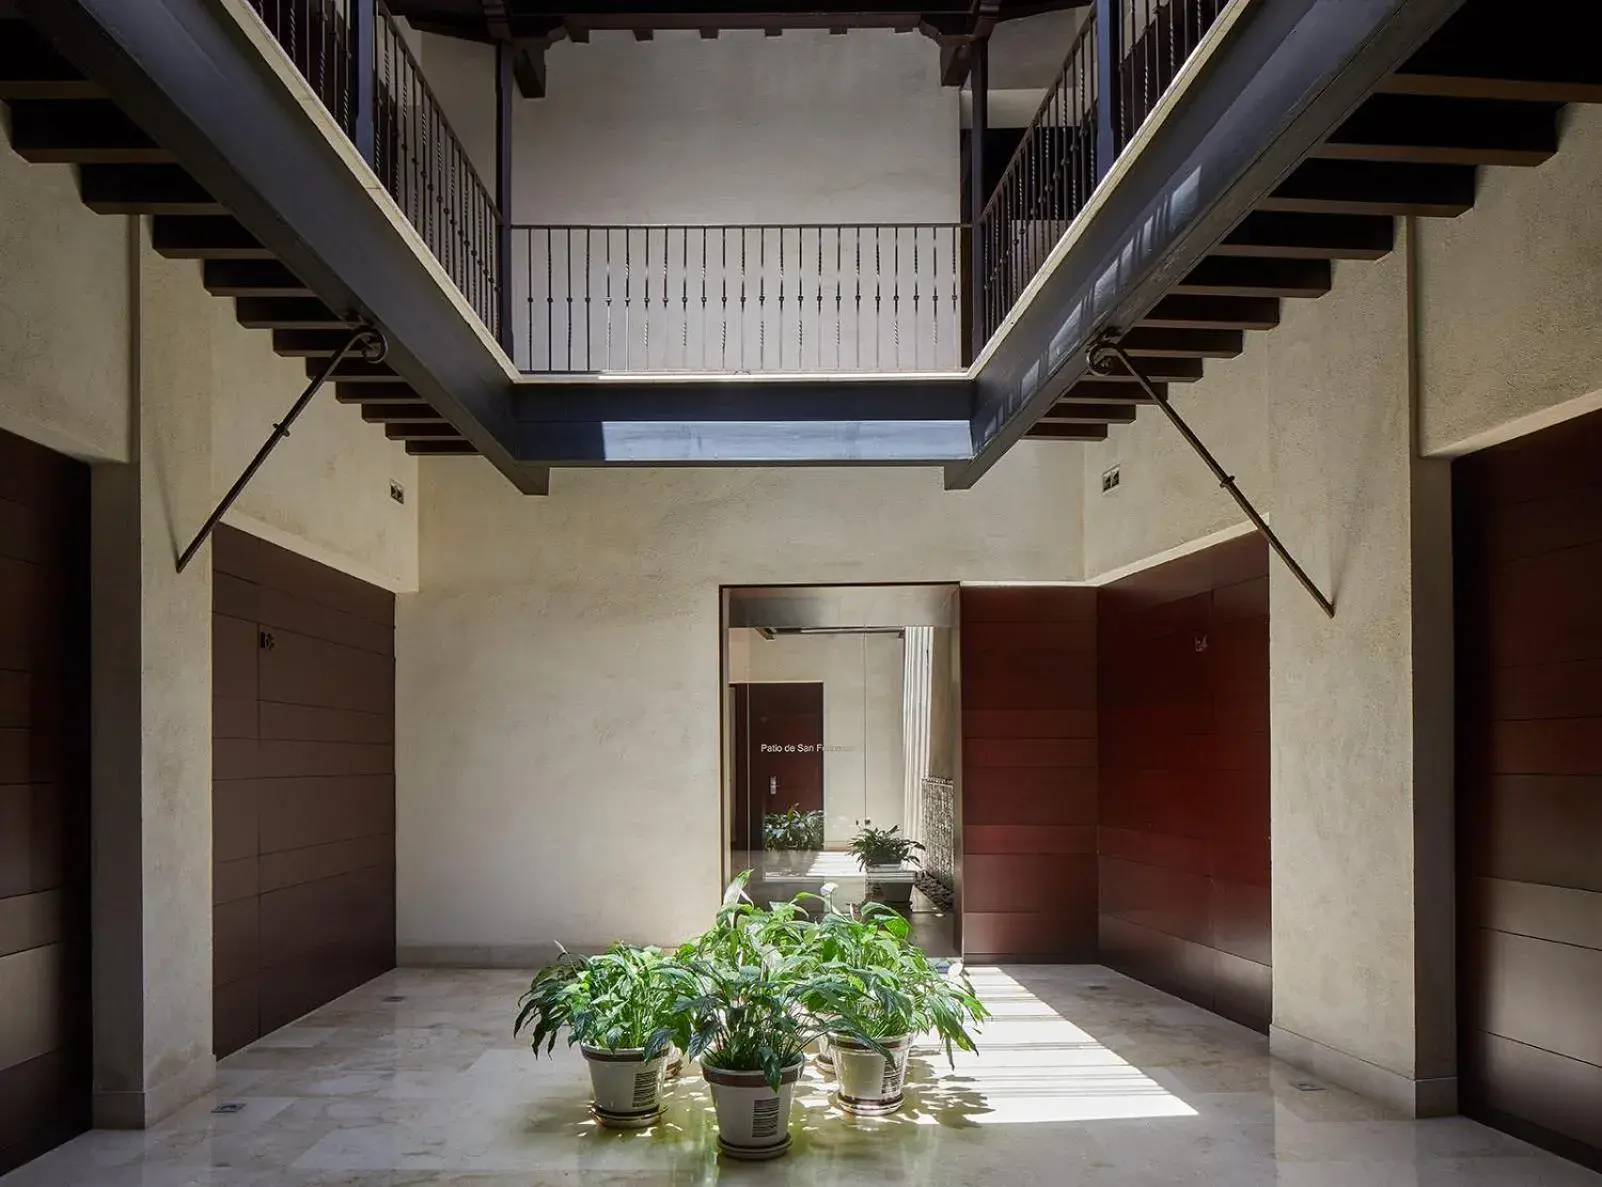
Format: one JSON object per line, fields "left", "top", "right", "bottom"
{"left": 7, "top": 965, "right": 1600, "bottom": 1187}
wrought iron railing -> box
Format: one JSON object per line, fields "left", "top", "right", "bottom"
{"left": 1117, "top": 0, "right": 1231, "bottom": 150}
{"left": 977, "top": 0, "right": 1233, "bottom": 344}
{"left": 511, "top": 224, "right": 964, "bottom": 374}
{"left": 244, "top": 0, "right": 357, "bottom": 137}
{"left": 242, "top": 0, "right": 501, "bottom": 339}
{"left": 372, "top": 2, "right": 500, "bottom": 337}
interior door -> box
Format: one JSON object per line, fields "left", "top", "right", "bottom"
{"left": 730, "top": 682, "right": 824, "bottom": 850}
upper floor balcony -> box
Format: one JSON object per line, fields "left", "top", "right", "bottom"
{"left": 16, "top": 0, "right": 1565, "bottom": 484}
{"left": 235, "top": 0, "right": 1237, "bottom": 377}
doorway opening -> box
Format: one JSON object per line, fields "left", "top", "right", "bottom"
{"left": 722, "top": 584, "right": 960, "bottom": 957}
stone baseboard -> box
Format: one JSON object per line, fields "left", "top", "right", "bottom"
{"left": 94, "top": 1052, "right": 216, "bottom": 1129}
{"left": 1270, "top": 1025, "right": 1457, "bottom": 1118}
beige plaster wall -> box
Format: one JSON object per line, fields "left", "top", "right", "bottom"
{"left": 0, "top": 145, "right": 131, "bottom": 461}
{"left": 90, "top": 226, "right": 218, "bottom": 1127}
{"left": 736, "top": 629, "right": 906, "bottom": 845}
{"left": 0, "top": 150, "right": 419, "bottom": 591}
{"left": 1080, "top": 333, "right": 1268, "bottom": 579}
{"left": 1263, "top": 242, "right": 1455, "bottom": 1115}
{"left": 197, "top": 273, "right": 421, "bottom": 592}
{"left": 1416, "top": 103, "right": 1602, "bottom": 456}
{"left": 395, "top": 447, "right": 1080, "bottom": 960}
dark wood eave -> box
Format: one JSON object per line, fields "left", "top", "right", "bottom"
{"left": 388, "top": 0, "right": 1086, "bottom": 91}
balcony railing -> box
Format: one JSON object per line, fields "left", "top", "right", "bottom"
{"left": 977, "top": 0, "right": 1232, "bottom": 344}
{"left": 241, "top": 0, "right": 1232, "bottom": 376}
{"left": 243, "top": 0, "right": 501, "bottom": 339}
{"left": 511, "top": 224, "right": 964, "bottom": 374}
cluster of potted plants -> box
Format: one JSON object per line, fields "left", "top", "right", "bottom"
{"left": 513, "top": 873, "right": 987, "bottom": 1160}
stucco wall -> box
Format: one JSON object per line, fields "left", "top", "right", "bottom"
{"left": 416, "top": 28, "right": 963, "bottom": 371}
{"left": 1416, "top": 103, "right": 1602, "bottom": 456}
{"left": 1263, "top": 242, "right": 1455, "bottom": 1115}
{"left": 1082, "top": 106, "right": 1602, "bottom": 588}
{"left": 0, "top": 150, "right": 420, "bottom": 592}
{"left": 396, "top": 447, "right": 1080, "bottom": 960}
{"left": 736, "top": 629, "right": 906, "bottom": 844}
{"left": 0, "top": 144, "right": 131, "bottom": 462}
{"left": 509, "top": 31, "right": 956, "bottom": 226}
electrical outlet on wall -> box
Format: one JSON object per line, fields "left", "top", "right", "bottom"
{"left": 389, "top": 480, "right": 405, "bottom": 505}
{"left": 1101, "top": 464, "right": 1121, "bottom": 494}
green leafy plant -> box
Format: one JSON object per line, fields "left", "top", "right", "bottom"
{"left": 514, "top": 942, "right": 691, "bottom": 1060}
{"left": 847, "top": 824, "right": 925, "bottom": 870}
{"left": 762, "top": 805, "right": 824, "bottom": 851}
{"left": 809, "top": 895, "right": 989, "bottom": 1064}
{"left": 671, "top": 873, "right": 889, "bottom": 1088}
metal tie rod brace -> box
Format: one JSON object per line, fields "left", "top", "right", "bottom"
{"left": 177, "top": 325, "right": 388, "bottom": 573}
{"left": 1088, "top": 334, "right": 1335, "bottom": 619}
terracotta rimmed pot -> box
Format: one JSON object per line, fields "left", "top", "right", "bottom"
{"left": 581, "top": 1045, "right": 669, "bottom": 1130}
{"left": 831, "top": 1033, "right": 912, "bottom": 1116}
{"left": 703, "top": 1058, "right": 805, "bottom": 1160}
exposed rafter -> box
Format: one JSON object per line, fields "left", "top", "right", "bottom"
{"left": 384, "top": 1, "right": 1087, "bottom": 91}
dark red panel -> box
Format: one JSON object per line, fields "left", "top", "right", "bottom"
{"left": 0, "top": 429, "right": 89, "bottom": 1176}
{"left": 1457, "top": 409, "right": 1602, "bottom": 1170}
{"left": 959, "top": 587, "right": 1098, "bottom": 959}
{"left": 211, "top": 525, "right": 395, "bottom": 1059}
{"left": 1097, "top": 535, "right": 1271, "bottom": 1032}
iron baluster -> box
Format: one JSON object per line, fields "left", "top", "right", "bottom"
{"left": 854, "top": 226, "right": 862, "bottom": 371}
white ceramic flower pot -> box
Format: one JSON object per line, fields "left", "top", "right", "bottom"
{"left": 664, "top": 1044, "right": 685, "bottom": 1080}
{"left": 864, "top": 865, "right": 915, "bottom": 908}
{"left": 831, "top": 1033, "right": 912, "bottom": 1116}
{"left": 814, "top": 1035, "right": 834, "bottom": 1075}
{"left": 581, "top": 1045, "right": 669, "bottom": 1130}
{"left": 703, "top": 1060, "right": 804, "bottom": 1160}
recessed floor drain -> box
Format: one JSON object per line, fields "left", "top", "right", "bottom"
{"left": 211, "top": 1102, "right": 246, "bottom": 1115}
{"left": 383, "top": 995, "right": 405, "bottom": 1003}
{"left": 1292, "top": 1081, "right": 1325, "bottom": 1092}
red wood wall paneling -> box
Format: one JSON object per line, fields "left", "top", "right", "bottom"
{"left": 0, "top": 429, "right": 91, "bottom": 1175}
{"left": 1456, "top": 410, "right": 1602, "bottom": 1171}
{"left": 1096, "top": 534, "right": 1272, "bottom": 1032}
{"left": 212, "top": 526, "right": 396, "bottom": 1058}
{"left": 959, "top": 587, "right": 1099, "bottom": 960}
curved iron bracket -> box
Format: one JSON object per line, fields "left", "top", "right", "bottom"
{"left": 1088, "top": 332, "right": 1335, "bottom": 619}
{"left": 176, "top": 325, "right": 387, "bottom": 573}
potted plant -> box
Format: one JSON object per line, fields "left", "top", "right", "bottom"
{"left": 811, "top": 898, "right": 989, "bottom": 1115}
{"left": 847, "top": 824, "right": 925, "bottom": 908}
{"left": 674, "top": 874, "right": 887, "bottom": 1159}
{"left": 514, "top": 943, "right": 689, "bottom": 1130}
{"left": 763, "top": 805, "right": 825, "bottom": 874}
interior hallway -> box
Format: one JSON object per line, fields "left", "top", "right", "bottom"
{"left": 3, "top": 966, "right": 1596, "bottom": 1187}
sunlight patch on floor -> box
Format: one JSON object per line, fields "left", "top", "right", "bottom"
{"left": 899, "top": 967, "right": 1197, "bottom": 1125}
